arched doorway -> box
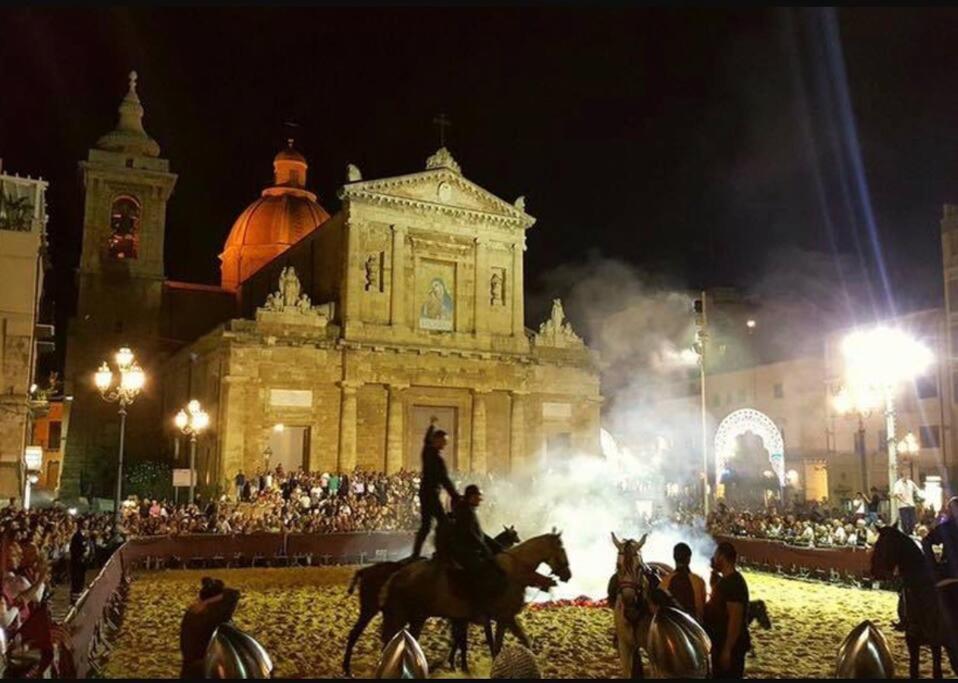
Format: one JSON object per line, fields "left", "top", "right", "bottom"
{"left": 714, "top": 409, "right": 785, "bottom": 506}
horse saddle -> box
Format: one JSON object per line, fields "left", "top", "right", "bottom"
{"left": 438, "top": 558, "right": 473, "bottom": 602}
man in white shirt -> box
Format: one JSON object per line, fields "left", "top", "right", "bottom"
{"left": 892, "top": 469, "right": 921, "bottom": 536}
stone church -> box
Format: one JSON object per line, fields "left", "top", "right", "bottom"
{"left": 62, "top": 73, "right": 601, "bottom": 498}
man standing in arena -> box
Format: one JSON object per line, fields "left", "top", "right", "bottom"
{"left": 660, "top": 542, "right": 706, "bottom": 623}
{"left": 412, "top": 417, "right": 460, "bottom": 559}
{"left": 706, "top": 541, "right": 751, "bottom": 679}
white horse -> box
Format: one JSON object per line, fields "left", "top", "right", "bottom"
{"left": 611, "top": 532, "right": 654, "bottom": 679}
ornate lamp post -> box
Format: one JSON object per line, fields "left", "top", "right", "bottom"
{"left": 94, "top": 347, "right": 145, "bottom": 521}
{"left": 840, "top": 327, "right": 933, "bottom": 524}
{"left": 174, "top": 400, "right": 210, "bottom": 505}
{"left": 832, "top": 384, "right": 881, "bottom": 492}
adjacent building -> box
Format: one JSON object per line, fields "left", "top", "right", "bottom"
{"left": 0, "top": 163, "right": 51, "bottom": 498}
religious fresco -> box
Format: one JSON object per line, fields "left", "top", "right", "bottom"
{"left": 418, "top": 260, "right": 455, "bottom": 331}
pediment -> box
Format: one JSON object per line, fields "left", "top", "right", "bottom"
{"left": 338, "top": 168, "right": 535, "bottom": 229}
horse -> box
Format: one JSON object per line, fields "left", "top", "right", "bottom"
{"left": 342, "top": 525, "right": 520, "bottom": 676}
{"left": 871, "top": 524, "right": 958, "bottom": 678}
{"left": 611, "top": 532, "right": 656, "bottom": 679}
{"left": 378, "top": 530, "right": 571, "bottom": 660}
{"left": 445, "top": 526, "right": 522, "bottom": 672}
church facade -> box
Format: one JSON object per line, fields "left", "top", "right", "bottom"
{"left": 63, "top": 73, "right": 601, "bottom": 499}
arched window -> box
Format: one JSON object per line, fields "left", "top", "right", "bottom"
{"left": 108, "top": 196, "right": 140, "bottom": 260}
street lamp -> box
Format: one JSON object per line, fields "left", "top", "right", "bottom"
{"left": 23, "top": 446, "right": 42, "bottom": 511}
{"left": 832, "top": 384, "right": 881, "bottom": 492}
{"left": 94, "top": 347, "right": 146, "bottom": 521}
{"left": 898, "top": 431, "right": 920, "bottom": 482}
{"left": 692, "top": 292, "right": 709, "bottom": 516}
{"left": 174, "top": 399, "right": 210, "bottom": 505}
{"left": 840, "top": 327, "right": 933, "bottom": 523}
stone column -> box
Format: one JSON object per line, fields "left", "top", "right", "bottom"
{"left": 338, "top": 381, "right": 362, "bottom": 472}
{"left": 471, "top": 389, "right": 489, "bottom": 473}
{"left": 473, "top": 237, "right": 487, "bottom": 335}
{"left": 385, "top": 383, "right": 408, "bottom": 474}
{"left": 511, "top": 240, "right": 525, "bottom": 337}
{"left": 510, "top": 390, "right": 527, "bottom": 471}
{"left": 220, "top": 375, "right": 248, "bottom": 482}
{"left": 342, "top": 217, "right": 362, "bottom": 331}
{"left": 389, "top": 225, "right": 407, "bottom": 327}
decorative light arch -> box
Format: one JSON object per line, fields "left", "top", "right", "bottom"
{"left": 713, "top": 408, "right": 785, "bottom": 487}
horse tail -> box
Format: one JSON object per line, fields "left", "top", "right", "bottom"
{"left": 347, "top": 568, "right": 363, "bottom": 595}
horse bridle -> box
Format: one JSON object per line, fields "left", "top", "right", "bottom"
{"left": 616, "top": 541, "right": 648, "bottom": 605}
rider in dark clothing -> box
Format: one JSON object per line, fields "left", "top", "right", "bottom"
{"left": 411, "top": 420, "right": 460, "bottom": 559}
{"left": 923, "top": 496, "right": 958, "bottom": 629}
{"left": 451, "top": 484, "right": 507, "bottom": 607}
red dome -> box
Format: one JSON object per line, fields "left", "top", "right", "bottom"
{"left": 219, "top": 142, "right": 329, "bottom": 291}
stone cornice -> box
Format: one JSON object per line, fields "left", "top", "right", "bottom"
{"left": 338, "top": 169, "right": 535, "bottom": 229}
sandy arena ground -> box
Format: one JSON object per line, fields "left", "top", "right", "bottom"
{"left": 104, "top": 566, "right": 936, "bottom": 678}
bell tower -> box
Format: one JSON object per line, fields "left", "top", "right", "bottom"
{"left": 62, "top": 71, "right": 177, "bottom": 499}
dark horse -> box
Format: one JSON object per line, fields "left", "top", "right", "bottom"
{"left": 343, "top": 525, "right": 520, "bottom": 676}
{"left": 871, "top": 525, "right": 958, "bottom": 678}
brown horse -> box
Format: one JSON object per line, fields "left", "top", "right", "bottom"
{"left": 378, "top": 531, "right": 571, "bottom": 658}
{"left": 342, "top": 525, "right": 520, "bottom": 676}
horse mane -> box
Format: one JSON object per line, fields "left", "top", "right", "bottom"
{"left": 875, "top": 525, "right": 929, "bottom": 584}
{"left": 500, "top": 532, "right": 561, "bottom": 573}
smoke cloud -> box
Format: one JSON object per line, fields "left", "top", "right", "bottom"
{"left": 482, "top": 455, "right": 716, "bottom": 601}
{"left": 479, "top": 247, "right": 876, "bottom": 598}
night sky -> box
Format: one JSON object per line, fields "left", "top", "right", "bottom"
{"left": 3, "top": 7, "right": 958, "bottom": 369}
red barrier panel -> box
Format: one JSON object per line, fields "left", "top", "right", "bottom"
{"left": 715, "top": 535, "right": 873, "bottom": 577}
{"left": 120, "top": 533, "right": 286, "bottom": 566}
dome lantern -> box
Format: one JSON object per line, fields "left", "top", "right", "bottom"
{"left": 273, "top": 138, "right": 308, "bottom": 188}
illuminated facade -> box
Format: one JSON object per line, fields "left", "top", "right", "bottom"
{"left": 61, "top": 73, "right": 601, "bottom": 500}
{"left": 164, "top": 149, "right": 602, "bottom": 489}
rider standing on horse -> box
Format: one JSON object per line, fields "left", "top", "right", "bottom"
{"left": 451, "top": 484, "right": 508, "bottom": 606}
{"left": 412, "top": 418, "right": 460, "bottom": 559}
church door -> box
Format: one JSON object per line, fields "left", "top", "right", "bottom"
{"left": 546, "top": 433, "right": 572, "bottom": 462}
{"left": 407, "top": 406, "right": 458, "bottom": 471}
{"left": 268, "top": 426, "right": 310, "bottom": 473}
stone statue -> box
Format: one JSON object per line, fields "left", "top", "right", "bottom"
{"left": 490, "top": 271, "right": 503, "bottom": 306}
{"left": 347, "top": 163, "right": 362, "bottom": 182}
{"left": 549, "top": 298, "right": 563, "bottom": 327}
{"left": 534, "top": 298, "right": 583, "bottom": 348}
{"left": 281, "top": 267, "right": 301, "bottom": 307}
{"left": 264, "top": 290, "right": 283, "bottom": 312}
{"left": 364, "top": 254, "right": 380, "bottom": 292}
{"left": 514, "top": 196, "right": 526, "bottom": 212}
{"left": 257, "top": 265, "right": 332, "bottom": 327}
{"left": 296, "top": 292, "right": 312, "bottom": 314}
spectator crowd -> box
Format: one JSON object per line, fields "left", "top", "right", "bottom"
{"left": 703, "top": 491, "right": 940, "bottom": 549}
